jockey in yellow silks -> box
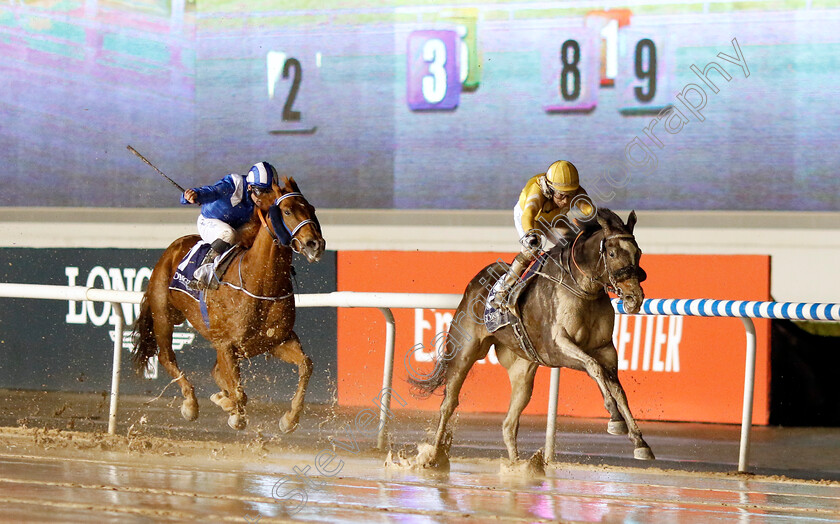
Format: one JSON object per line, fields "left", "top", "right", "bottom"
{"left": 492, "top": 160, "right": 595, "bottom": 311}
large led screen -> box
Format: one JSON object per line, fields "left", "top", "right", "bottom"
{"left": 1, "top": 1, "right": 838, "bottom": 210}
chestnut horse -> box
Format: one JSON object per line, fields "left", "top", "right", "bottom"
{"left": 132, "top": 177, "right": 325, "bottom": 431}
{"left": 405, "top": 208, "right": 653, "bottom": 467}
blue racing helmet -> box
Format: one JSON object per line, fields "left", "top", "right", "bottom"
{"left": 247, "top": 161, "right": 276, "bottom": 189}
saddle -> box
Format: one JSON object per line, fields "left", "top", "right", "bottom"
{"left": 484, "top": 252, "right": 550, "bottom": 365}
{"left": 484, "top": 252, "right": 548, "bottom": 330}
{"left": 169, "top": 242, "right": 240, "bottom": 301}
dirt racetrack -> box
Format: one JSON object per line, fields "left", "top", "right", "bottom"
{"left": 1, "top": 389, "right": 839, "bottom": 522}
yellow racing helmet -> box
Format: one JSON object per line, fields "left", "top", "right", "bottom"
{"left": 544, "top": 160, "right": 579, "bottom": 193}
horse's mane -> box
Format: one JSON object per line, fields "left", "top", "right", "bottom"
{"left": 587, "top": 207, "right": 630, "bottom": 234}
{"left": 236, "top": 210, "right": 262, "bottom": 248}
{"left": 546, "top": 207, "right": 629, "bottom": 258}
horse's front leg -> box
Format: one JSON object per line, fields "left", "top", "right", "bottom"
{"left": 592, "top": 343, "right": 654, "bottom": 459}
{"left": 211, "top": 347, "right": 248, "bottom": 430}
{"left": 269, "top": 332, "right": 312, "bottom": 434}
{"left": 556, "top": 338, "right": 654, "bottom": 460}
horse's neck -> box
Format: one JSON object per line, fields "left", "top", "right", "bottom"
{"left": 566, "top": 229, "right": 607, "bottom": 295}
{"left": 241, "top": 226, "right": 292, "bottom": 291}
{"left": 237, "top": 215, "right": 262, "bottom": 248}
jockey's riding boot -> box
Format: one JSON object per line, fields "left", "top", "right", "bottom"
{"left": 491, "top": 253, "right": 532, "bottom": 313}
{"left": 190, "top": 240, "right": 232, "bottom": 291}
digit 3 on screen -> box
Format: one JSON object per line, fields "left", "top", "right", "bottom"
{"left": 406, "top": 8, "right": 480, "bottom": 111}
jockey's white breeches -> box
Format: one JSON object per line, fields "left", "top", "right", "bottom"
{"left": 197, "top": 215, "right": 237, "bottom": 246}
{"left": 513, "top": 204, "right": 526, "bottom": 239}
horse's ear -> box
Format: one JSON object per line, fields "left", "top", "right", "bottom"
{"left": 288, "top": 176, "right": 301, "bottom": 193}
{"left": 596, "top": 213, "right": 610, "bottom": 233}
{"left": 626, "top": 210, "right": 637, "bottom": 234}
{"left": 280, "top": 176, "right": 292, "bottom": 191}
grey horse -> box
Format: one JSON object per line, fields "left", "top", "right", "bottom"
{"left": 405, "top": 208, "right": 653, "bottom": 468}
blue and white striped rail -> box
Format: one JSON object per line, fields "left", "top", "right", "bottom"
{"left": 612, "top": 298, "right": 840, "bottom": 321}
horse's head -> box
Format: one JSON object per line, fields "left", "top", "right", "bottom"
{"left": 596, "top": 210, "right": 646, "bottom": 314}
{"left": 250, "top": 176, "right": 326, "bottom": 263}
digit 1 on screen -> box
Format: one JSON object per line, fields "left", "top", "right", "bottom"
{"left": 584, "top": 9, "right": 632, "bottom": 87}
{"left": 616, "top": 30, "right": 673, "bottom": 114}
{"left": 541, "top": 28, "right": 599, "bottom": 112}
{"left": 438, "top": 8, "right": 481, "bottom": 91}
{"left": 406, "top": 30, "right": 461, "bottom": 111}
{"left": 267, "top": 51, "right": 319, "bottom": 134}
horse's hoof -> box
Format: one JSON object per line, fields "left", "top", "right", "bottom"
{"left": 412, "top": 442, "right": 450, "bottom": 471}
{"left": 279, "top": 413, "right": 298, "bottom": 434}
{"left": 180, "top": 399, "right": 199, "bottom": 421}
{"left": 634, "top": 447, "right": 655, "bottom": 460}
{"left": 500, "top": 450, "right": 545, "bottom": 477}
{"left": 211, "top": 392, "right": 236, "bottom": 412}
{"left": 607, "top": 420, "right": 628, "bottom": 435}
{"left": 228, "top": 413, "right": 247, "bottom": 430}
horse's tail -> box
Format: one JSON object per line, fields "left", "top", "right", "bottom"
{"left": 407, "top": 354, "right": 450, "bottom": 399}
{"left": 131, "top": 293, "right": 158, "bottom": 374}
{"left": 406, "top": 323, "right": 469, "bottom": 398}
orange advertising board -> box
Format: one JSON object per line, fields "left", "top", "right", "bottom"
{"left": 336, "top": 251, "right": 771, "bottom": 424}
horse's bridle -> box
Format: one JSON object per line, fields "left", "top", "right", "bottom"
{"left": 258, "top": 191, "right": 319, "bottom": 253}
{"left": 571, "top": 230, "right": 643, "bottom": 298}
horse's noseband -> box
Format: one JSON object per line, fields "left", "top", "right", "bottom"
{"left": 611, "top": 264, "right": 647, "bottom": 284}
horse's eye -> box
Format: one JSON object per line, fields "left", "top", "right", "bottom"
{"left": 609, "top": 251, "right": 616, "bottom": 258}
{"left": 284, "top": 209, "right": 291, "bottom": 216}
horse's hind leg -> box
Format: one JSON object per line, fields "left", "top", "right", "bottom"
{"left": 153, "top": 309, "right": 199, "bottom": 421}
{"left": 269, "top": 332, "right": 313, "bottom": 434}
{"left": 497, "top": 346, "right": 539, "bottom": 462}
{"left": 591, "top": 372, "right": 628, "bottom": 435}
{"left": 415, "top": 336, "right": 489, "bottom": 468}
{"left": 210, "top": 346, "right": 248, "bottom": 430}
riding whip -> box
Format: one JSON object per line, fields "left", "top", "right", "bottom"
{"left": 126, "top": 145, "right": 186, "bottom": 193}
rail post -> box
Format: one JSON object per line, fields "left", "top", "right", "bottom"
{"left": 107, "top": 302, "right": 125, "bottom": 435}
{"left": 377, "top": 307, "right": 396, "bottom": 449}
{"left": 738, "top": 317, "right": 757, "bottom": 473}
{"left": 544, "top": 367, "right": 561, "bottom": 461}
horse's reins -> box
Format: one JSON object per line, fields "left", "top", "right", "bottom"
{"left": 533, "top": 254, "right": 596, "bottom": 300}
{"left": 535, "top": 230, "right": 639, "bottom": 299}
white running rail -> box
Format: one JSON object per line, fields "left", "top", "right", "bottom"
{"left": 1, "top": 283, "right": 836, "bottom": 472}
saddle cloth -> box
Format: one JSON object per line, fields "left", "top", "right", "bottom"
{"left": 483, "top": 251, "right": 548, "bottom": 333}
{"left": 169, "top": 242, "right": 213, "bottom": 301}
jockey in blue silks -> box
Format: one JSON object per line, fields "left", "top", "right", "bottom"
{"left": 181, "top": 161, "right": 276, "bottom": 289}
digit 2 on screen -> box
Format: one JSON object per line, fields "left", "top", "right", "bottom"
{"left": 267, "top": 50, "right": 320, "bottom": 134}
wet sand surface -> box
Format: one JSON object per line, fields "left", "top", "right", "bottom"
{"left": 1, "top": 390, "right": 839, "bottom": 522}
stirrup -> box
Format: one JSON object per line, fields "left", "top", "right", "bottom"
{"left": 190, "top": 263, "right": 218, "bottom": 291}
{"left": 491, "top": 289, "right": 511, "bottom": 311}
